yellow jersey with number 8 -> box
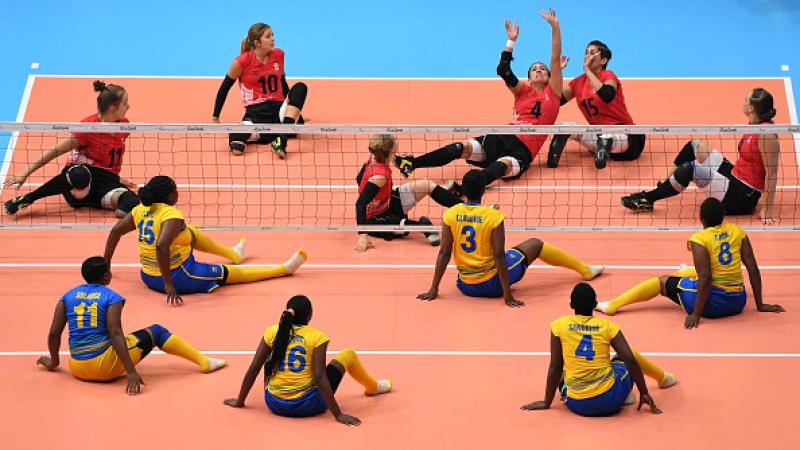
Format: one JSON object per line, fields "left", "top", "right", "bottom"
{"left": 688, "top": 223, "right": 745, "bottom": 293}
{"left": 443, "top": 203, "right": 506, "bottom": 284}
{"left": 130, "top": 203, "right": 193, "bottom": 276}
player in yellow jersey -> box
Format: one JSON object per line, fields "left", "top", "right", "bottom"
{"left": 104, "top": 176, "right": 307, "bottom": 305}
{"left": 38, "top": 257, "right": 225, "bottom": 395}
{"left": 522, "top": 283, "right": 676, "bottom": 416}
{"left": 596, "top": 198, "right": 784, "bottom": 328}
{"left": 418, "top": 170, "right": 603, "bottom": 307}
{"left": 224, "top": 295, "right": 392, "bottom": 425}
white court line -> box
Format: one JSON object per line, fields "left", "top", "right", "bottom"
{"left": 31, "top": 75, "right": 793, "bottom": 81}
{"left": 0, "top": 263, "right": 798, "bottom": 270}
{"left": 2, "top": 350, "right": 799, "bottom": 358}
{"left": 784, "top": 76, "right": 800, "bottom": 168}
{"left": 0, "top": 74, "right": 36, "bottom": 195}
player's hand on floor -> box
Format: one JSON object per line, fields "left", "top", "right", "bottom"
{"left": 638, "top": 393, "right": 662, "bottom": 414}
{"left": 684, "top": 314, "right": 700, "bottom": 329}
{"left": 336, "top": 413, "right": 362, "bottom": 426}
{"left": 223, "top": 398, "right": 244, "bottom": 408}
{"left": 3, "top": 174, "right": 27, "bottom": 189}
{"left": 417, "top": 289, "right": 438, "bottom": 301}
{"left": 355, "top": 234, "right": 374, "bottom": 252}
{"left": 36, "top": 356, "right": 58, "bottom": 371}
{"left": 126, "top": 372, "right": 144, "bottom": 395}
{"left": 521, "top": 400, "right": 549, "bottom": 411}
{"left": 165, "top": 285, "right": 184, "bottom": 306}
{"left": 505, "top": 297, "right": 525, "bottom": 308}
{"left": 758, "top": 304, "right": 785, "bottom": 313}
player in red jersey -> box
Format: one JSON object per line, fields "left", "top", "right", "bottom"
{"left": 548, "top": 40, "right": 645, "bottom": 169}
{"left": 355, "top": 134, "right": 463, "bottom": 252}
{"left": 4, "top": 81, "right": 139, "bottom": 217}
{"left": 621, "top": 88, "right": 780, "bottom": 225}
{"left": 213, "top": 22, "right": 307, "bottom": 158}
{"left": 394, "top": 9, "right": 566, "bottom": 189}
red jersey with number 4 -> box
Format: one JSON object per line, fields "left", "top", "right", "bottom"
{"left": 569, "top": 70, "right": 634, "bottom": 125}
{"left": 236, "top": 48, "right": 285, "bottom": 107}
{"left": 358, "top": 158, "right": 393, "bottom": 219}
{"left": 68, "top": 114, "right": 130, "bottom": 174}
{"left": 732, "top": 130, "right": 767, "bottom": 191}
{"left": 510, "top": 83, "right": 560, "bottom": 156}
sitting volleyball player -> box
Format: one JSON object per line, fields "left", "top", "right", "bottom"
{"left": 355, "top": 134, "right": 463, "bottom": 252}
{"left": 37, "top": 257, "right": 225, "bottom": 395}
{"left": 596, "top": 198, "right": 784, "bottom": 328}
{"left": 521, "top": 283, "right": 675, "bottom": 417}
{"left": 417, "top": 170, "right": 603, "bottom": 308}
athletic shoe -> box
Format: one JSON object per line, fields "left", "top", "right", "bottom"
{"left": 3, "top": 195, "right": 30, "bottom": 215}
{"left": 547, "top": 134, "right": 569, "bottom": 168}
{"left": 621, "top": 193, "right": 654, "bottom": 213}
{"left": 418, "top": 216, "right": 440, "bottom": 246}
{"left": 659, "top": 372, "right": 678, "bottom": 389}
{"left": 283, "top": 249, "right": 308, "bottom": 274}
{"left": 585, "top": 265, "right": 605, "bottom": 281}
{"left": 594, "top": 301, "right": 614, "bottom": 315}
{"left": 229, "top": 141, "right": 246, "bottom": 155}
{"left": 272, "top": 136, "right": 287, "bottom": 159}
{"left": 366, "top": 379, "right": 392, "bottom": 396}
{"left": 394, "top": 155, "right": 414, "bottom": 177}
{"left": 202, "top": 357, "right": 227, "bottom": 373}
{"left": 594, "top": 135, "right": 612, "bottom": 169}
{"left": 232, "top": 238, "right": 246, "bottom": 264}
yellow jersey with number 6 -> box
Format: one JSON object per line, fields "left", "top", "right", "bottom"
{"left": 688, "top": 223, "right": 745, "bottom": 293}
{"left": 551, "top": 315, "right": 621, "bottom": 400}
{"left": 130, "top": 203, "right": 193, "bottom": 276}
{"left": 263, "top": 325, "right": 330, "bottom": 400}
{"left": 443, "top": 203, "right": 506, "bottom": 284}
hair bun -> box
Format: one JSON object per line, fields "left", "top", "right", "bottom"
{"left": 92, "top": 80, "right": 107, "bottom": 92}
{"left": 138, "top": 186, "right": 154, "bottom": 206}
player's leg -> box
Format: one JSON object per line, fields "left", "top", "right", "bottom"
{"left": 514, "top": 238, "right": 603, "bottom": 281}
{"left": 224, "top": 249, "right": 307, "bottom": 284}
{"left": 394, "top": 136, "right": 488, "bottom": 177}
{"left": 3, "top": 169, "right": 72, "bottom": 215}
{"left": 145, "top": 324, "right": 226, "bottom": 373}
{"left": 629, "top": 348, "right": 677, "bottom": 388}
{"left": 330, "top": 348, "right": 392, "bottom": 396}
{"left": 394, "top": 182, "right": 459, "bottom": 245}
{"left": 272, "top": 82, "right": 308, "bottom": 157}
{"left": 596, "top": 269, "right": 696, "bottom": 315}
{"left": 184, "top": 224, "right": 245, "bottom": 264}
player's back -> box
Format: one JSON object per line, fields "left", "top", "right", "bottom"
{"left": 263, "top": 324, "right": 330, "bottom": 399}
{"left": 61, "top": 283, "right": 125, "bottom": 360}
{"left": 443, "top": 203, "right": 505, "bottom": 284}
{"left": 551, "top": 314, "right": 620, "bottom": 399}
{"left": 688, "top": 223, "right": 746, "bottom": 292}
{"left": 130, "top": 203, "right": 192, "bottom": 275}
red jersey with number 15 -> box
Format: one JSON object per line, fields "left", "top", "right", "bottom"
{"left": 569, "top": 70, "right": 634, "bottom": 125}
{"left": 236, "top": 48, "right": 286, "bottom": 107}
{"left": 68, "top": 114, "right": 130, "bottom": 174}
{"left": 510, "top": 83, "right": 561, "bottom": 156}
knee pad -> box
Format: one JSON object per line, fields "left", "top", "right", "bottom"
{"left": 148, "top": 323, "right": 173, "bottom": 347}
{"left": 499, "top": 157, "right": 522, "bottom": 178}
{"left": 674, "top": 140, "right": 697, "bottom": 166}
{"left": 116, "top": 190, "right": 139, "bottom": 213}
{"left": 444, "top": 142, "right": 465, "bottom": 159}
{"left": 288, "top": 82, "right": 308, "bottom": 109}
{"left": 466, "top": 139, "right": 484, "bottom": 161}
{"left": 483, "top": 160, "right": 508, "bottom": 183}
{"left": 668, "top": 161, "right": 693, "bottom": 192}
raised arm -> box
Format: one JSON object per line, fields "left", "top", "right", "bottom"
{"left": 758, "top": 134, "right": 780, "bottom": 225}
{"left": 354, "top": 175, "right": 387, "bottom": 252}
{"left": 157, "top": 218, "right": 184, "bottom": 306}
{"left": 224, "top": 338, "right": 270, "bottom": 407}
{"left": 36, "top": 301, "right": 67, "bottom": 371}
{"left": 541, "top": 9, "right": 564, "bottom": 96}
{"left": 685, "top": 243, "right": 712, "bottom": 329}
{"left": 492, "top": 222, "right": 523, "bottom": 307}
{"left": 212, "top": 59, "right": 243, "bottom": 122}
{"left": 611, "top": 331, "right": 662, "bottom": 414}
{"left": 106, "top": 302, "right": 143, "bottom": 395}
{"left": 4, "top": 136, "right": 79, "bottom": 189}
{"left": 740, "top": 236, "right": 784, "bottom": 313}
{"left": 521, "top": 333, "right": 563, "bottom": 410}
{"left": 418, "top": 223, "right": 453, "bottom": 301}
{"left": 497, "top": 19, "right": 524, "bottom": 96}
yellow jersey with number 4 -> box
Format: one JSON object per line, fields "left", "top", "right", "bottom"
{"left": 551, "top": 315, "right": 621, "bottom": 400}
{"left": 688, "top": 223, "right": 745, "bottom": 293}
{"left": 263, "top": 325, "right": 330, "bottom": 400}
{"left": 130, "top": 203, "right": 193, "bottom": 276}
{"left": 443, "top": 203, "right": 506, "bottom": 284}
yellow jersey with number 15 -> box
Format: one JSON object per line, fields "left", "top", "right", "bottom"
{"left": 687, "top": 223, "right": 746, "bottom": 293}
{"left": 130, "top": 203, "right": 193, "bottom": 276}
{"left": 443, "top": 203, "right": 505, "bottom": 284}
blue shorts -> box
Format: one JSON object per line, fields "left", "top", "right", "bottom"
{"left": 563, "top": 361, "right": 633, "bottom": 417}
{"left": 673, "top": 277, "right": 746, "bottom": 318}
{"left": 456, "top": 249, "right": 527, "bottom": 298}
{"left": 140, "top": 253, "right": 225, "bottom": 294}
{"left": 265, "top": 388, "right": 327, "bottom": 417}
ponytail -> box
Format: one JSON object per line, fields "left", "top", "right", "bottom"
{"left": 138, "top": 175, "right": 176, "bottom": 206}
{"left": 750, "top": 87, "right": 777, "bottom": 123}
{"left": 264, "top": 295, "right": 313, "bottom": 380}
{"left": 241, "top": 23, "right": 271, "bottom": 54}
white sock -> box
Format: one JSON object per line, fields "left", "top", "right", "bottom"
{"left": 284, "top": 249, "right": 308, "bottom": 274}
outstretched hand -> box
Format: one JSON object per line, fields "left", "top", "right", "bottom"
{"left": 560, "top": 55, "right": 570, "bottom": 70}
{"left": 504, "top": 19, "right": 519, "bottom": 42}
{"left": 540, "top": 8, "right": 558, "bottom": 27}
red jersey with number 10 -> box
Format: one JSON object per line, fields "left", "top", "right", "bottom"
{"left": 510, "top": 83, "right": 561, "bottom": 156}
{"left": 68, "top": 114, "right": 130, "bottom": 174}
{"left": 236, "top": 48, "right": 286, "bottom": 107}
{"left": 569, "top": 70, "right": 634, "bottom": 125}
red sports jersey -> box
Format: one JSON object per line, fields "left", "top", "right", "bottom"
{"left": 510, "top": 83, "right": 561, "bottom": 156}
{"left": 236, "top": 48, "right": 286, "bottom": 107}
{"left": 732, "top": 129, "right": 768, "bottom": 191}
{"left": 68, "top": 114, "right": 130, "bottom": 174}
{"left": 358, "top": 158, "right": 393, "bottom": 220}
{"left": 569, "top": 70, "right": 634, "bottom": 125}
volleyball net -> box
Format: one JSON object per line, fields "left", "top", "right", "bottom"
{"left": 0, "top": 122, "right": 798, "bottom": 231}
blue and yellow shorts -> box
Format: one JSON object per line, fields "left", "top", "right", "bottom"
{"left": 265, "top": 388, "right": 328, "bottom": 417}
{"left": 69, "top": 329, "right": 154, "bottom": 381}
{"left": 456, "top": 248, "right": 528, "bottom": 298}
{"left": 140, "top": 252, "right": 226, "bottom": 294}
{"left": 666, "top": 277, "right": 746, "bottom": 318}
{"left": 563, "top": 361, "right": 633, "bottom": 417}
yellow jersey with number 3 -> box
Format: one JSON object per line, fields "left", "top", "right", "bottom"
{"left": 263, "top": 325, "right": 330, "bottom": 400}
{"left": 130, "top": 203, "right": 193, "bottom": 276}
{"left": 551, "top": 315, "right": 621, "bottom": 400}
{"left": 443, "top": 203, "right": 506, "bottom": 284}
{"left": 688, "top": 223, "right": 745, "bottom": 293}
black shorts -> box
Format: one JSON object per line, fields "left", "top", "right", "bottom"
{"left": 229, "top": 101, "right": 283, "bottom": 144}
{"left": 716, "top": 160, "right": 761, "bottom": 215}
{"left": 467, "top": 134, "right": 533, "bottom": 179}
{"left": 63, "top": 165, "right": 128, "bottom": 210}
{"left": 365, "top": 189, "right": 409, "bottom": 240}
{"left": 609, "top": 134, "right": 646, "bottom": 161}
